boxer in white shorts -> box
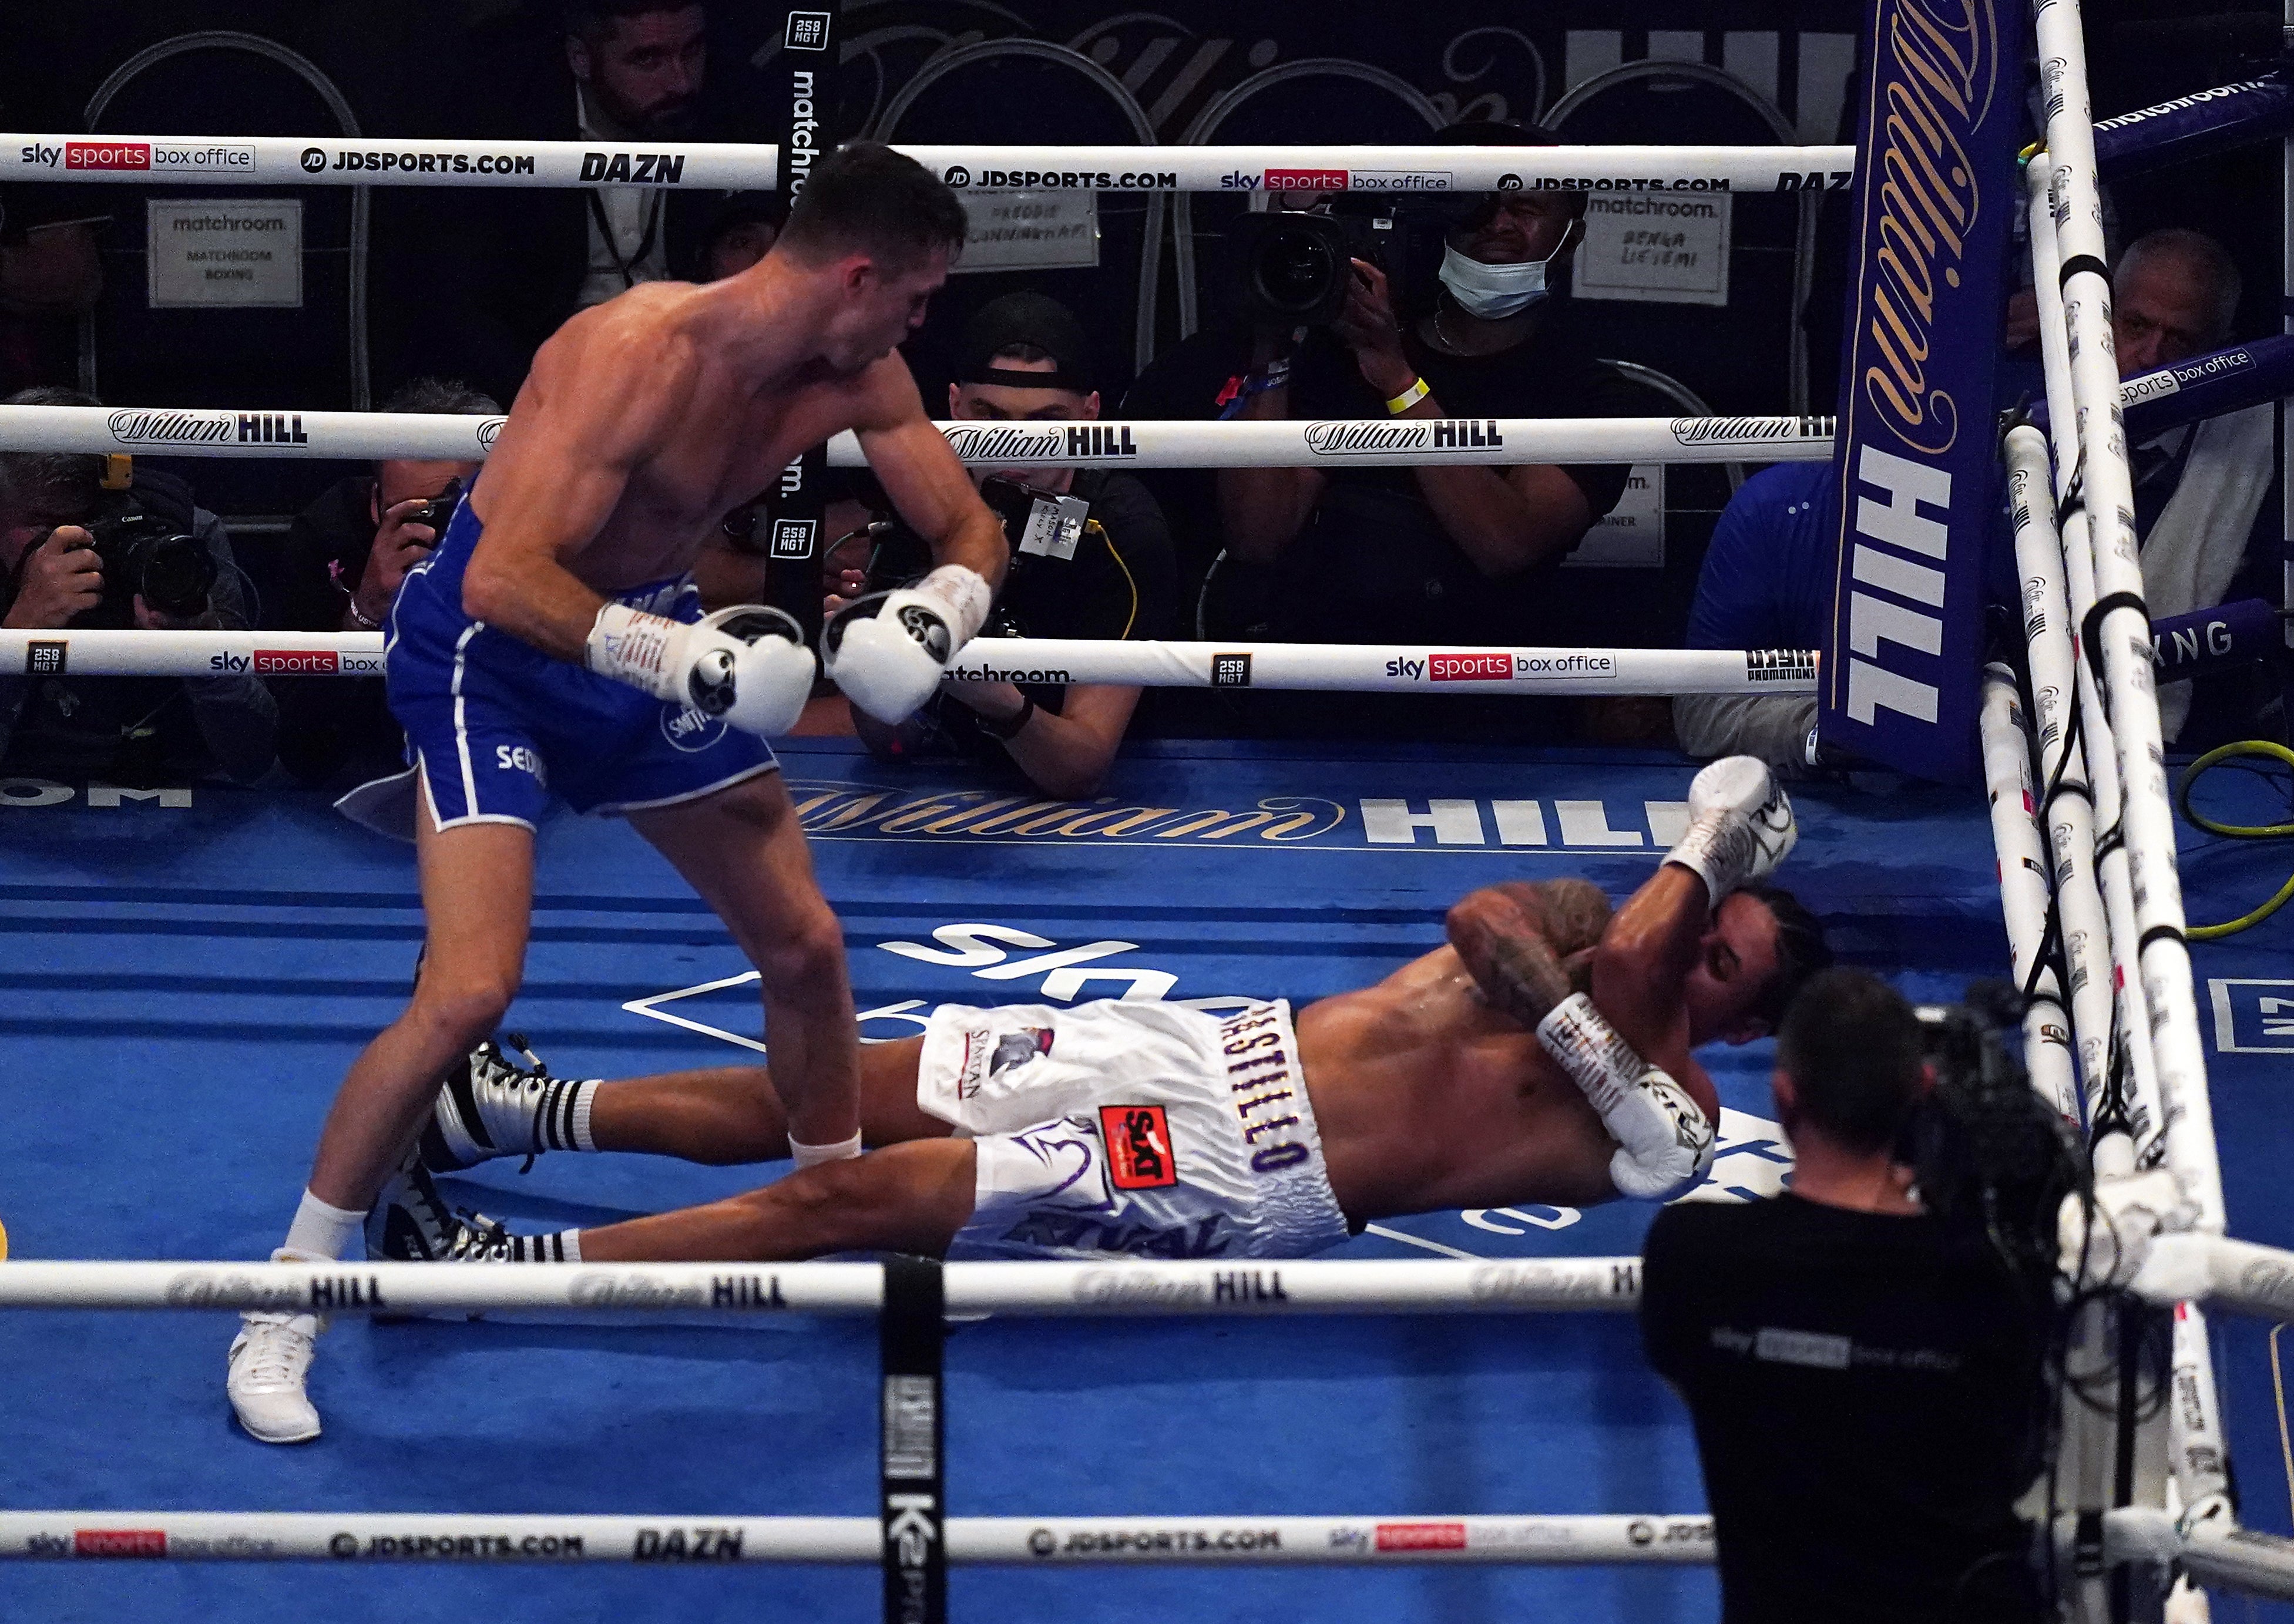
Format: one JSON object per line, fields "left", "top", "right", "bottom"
{"left": 908, "top": 997, "right": 1348, "bottom": 1260}
{"left": 395, "top": 760, "right": 1829, "bottom": 1269}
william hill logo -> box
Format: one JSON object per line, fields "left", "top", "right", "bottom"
{"left": 1860, "top": 0, "right": 1994, "bottom": 455}
{"left": 1302, "top": 419, "right": 1506, "bottom": 455}
{"left": 941, "top": 423, "right": 1138, "bottom": 460}
{"left": 239, "top": 413, "right": 308, "bottom": 445}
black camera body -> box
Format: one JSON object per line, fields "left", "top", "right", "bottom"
{"left": 1227, "top": 207, "right": 1399, "bottom": 326}
{"left": 407, "top": 478, "right": 463, "bottom": 544}
{"left": 1900, "top": 987, "right": 2083, "bottom": 1291}
{"left": 77, "top": 498, "right": 216, "bottom": 626}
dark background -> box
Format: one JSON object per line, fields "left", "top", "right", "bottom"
{"left": 2, "top": 0, "right": 2282, "bottom": 651}
{"left": 6, "top": 1, "right": 2281, "bottom": 423}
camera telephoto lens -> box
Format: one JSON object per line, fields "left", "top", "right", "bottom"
{"left": 1255, "top": 230, "right": 1340, "bottom": 318}
{"left": 137, "top": 534, "right": 217, "bottom": 620}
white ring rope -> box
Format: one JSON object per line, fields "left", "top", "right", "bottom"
{"left": 2031, "top": 0, "right": 2224, "bottom": 1239}
{"left": 0, "top": 1510, "right": 1712, "bottom": 1566}
{"left": 0, "top": 1257, "right": 1640, "bottom": 1315}
{"left": 0, "top": 404, "right": 1836, "bottom": 468}
{"left": 0, "top": 630, "right": 1817, "bottom": 694}
{"left": 0, "top": 133, "right": 1856, "bottom": 194}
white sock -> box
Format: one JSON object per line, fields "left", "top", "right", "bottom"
{"left": 790, "top": 1129, "right": 864, "bottom": 1169}
{"left": 512, "top": 1229, "right": 583, "bottom": 1263}
{"left": 565, "top": 1080, "right": 597, "bottom": 1153}
{"left": 283, "top": 1189, "right": 366, "bottom": 1260}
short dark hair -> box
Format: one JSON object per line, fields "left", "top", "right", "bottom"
{"left": 378, "top": 377, "right": 499, "bottom": 418}
{"left": 561, "top": 0, "right": 703, "bottom": 45}
{"left": 777, "top": 141, "right": 968, "bottom": 274}
{"left": 1775, "top": 966, "right": 1924, "bottom": 1154}
{"left": 1742, "top": 881, "right": 1832, "bottom": 1030}
{"left": 0, "top": 385, "right": 106, "bottom": 527}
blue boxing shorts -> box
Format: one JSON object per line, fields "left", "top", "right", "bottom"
{"left": 379, "top": 492, "right": 778, "bottom": 832}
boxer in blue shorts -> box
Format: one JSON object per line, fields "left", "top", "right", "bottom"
{"left": 227, "top": 142, "right": 1010, "bottom": 1444}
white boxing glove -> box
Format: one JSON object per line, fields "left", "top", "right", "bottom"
{"left": 1665, "top": 755, "right": 1797, "bottom": 900}
{"left": 822, "top": 564, "right": 992, "bottom": 724}
{"left": 1536, "top": 992, "right": 1716, "bottom": 1202}
{"left": 585, "top": 601, "right": 814, "bottom": 738}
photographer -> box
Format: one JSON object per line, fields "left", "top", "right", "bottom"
{"left": 830, "top": 291, "right": 1176, "bottom": 799}
{"left": 1640, "top": 968, "right": 2047, "bottom": 1623}
{"left": 272, "top": 377, "right": 496, "bottom": 786}
{"left": 1215, "top": 120, "right": 1647, "bottom": 738}
{"left": 0, "top": 386, "right": 276, "bottom": 784}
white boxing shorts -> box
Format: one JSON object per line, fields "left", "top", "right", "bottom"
{"left": 916, "top": 998, "right": 1353, "bottom": 1262}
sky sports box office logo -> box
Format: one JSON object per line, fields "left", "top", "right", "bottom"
{"left": 20, "top": 140, "right": 253, "bottom": 173}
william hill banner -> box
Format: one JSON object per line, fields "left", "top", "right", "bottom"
{"left": 1821, "top": 0, "right": 2026, "bottom": 782}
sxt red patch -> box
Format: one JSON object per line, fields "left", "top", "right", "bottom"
{"left": 1099, "top": 1104, "right": 1178, "bottom": 1191}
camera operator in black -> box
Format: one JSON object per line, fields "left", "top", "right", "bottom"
{"left": 1640, "top": 967, "right": 2047, "bottom": 1624}
{"left": 831, "top": 292, "right": 1176, "bottom": 798}
{"left": 0, "top": 386, "right": 276, "bottom": 784}
{"left": 271, "top": 378, "right": 496, "bottom": 787}
{"left": 1217, "top": 120, "right": 1648, "bottom": 739}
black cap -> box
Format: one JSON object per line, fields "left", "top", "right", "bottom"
{"left": 1428, "top": 117, "right": 1583, "bottom": 224}
{"left": 955, "top": 291, "right": 1093, "bottom": 394}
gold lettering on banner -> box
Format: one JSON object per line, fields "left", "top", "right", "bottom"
{"left": 788, "top": 782, "right": 1344, "bottom": 846}
{"left": 1858, "top": 0, "right": 2000, "bottom": 456}
{"left": 1050, "top": 805, "right": 1182, "bottom": 838}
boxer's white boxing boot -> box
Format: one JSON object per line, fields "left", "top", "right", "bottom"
{"left": 419, "top": 1036, "right": 596, "bottom": 1174}
{"left": 227, "top": 1252, "right": 327, "bottom": 1444}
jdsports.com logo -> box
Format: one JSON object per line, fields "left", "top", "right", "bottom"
{"left": 301, "top": 147, "right": 326, "bottom": 173}
{"left": 943, "top": 165, "right": 970, "bottom": 187}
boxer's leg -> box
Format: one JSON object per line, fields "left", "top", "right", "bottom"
{"left": 632, "top": 773, "right": 861, "bottom": 1156}
{"left": 579, "top": 1038, "right": 951, "bottom": 1164}
{"left": 559, "top": 1139, "right": 979, "bottom": 1262}
{"left": 310, "top": 800, "right": 533, "bottom": 1208}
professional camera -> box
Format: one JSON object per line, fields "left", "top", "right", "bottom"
{"left": 1900, "top": 984, "right": 2085, "bottom": 1293}
{"left": 1227, "top": 206, "right": 1400, "bottom": 326}
{"left": 407, "top": 477, "right": 463, "bottom": 544}
{"left": 78, "top": 497, "right": 216, "bottom": 626}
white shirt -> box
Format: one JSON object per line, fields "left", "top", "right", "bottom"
{"left": 576, "top": 86, "right": 669, "bottom": 308}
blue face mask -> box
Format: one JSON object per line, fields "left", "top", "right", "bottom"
{"left": 1438, "top": 240, "right": 1563, "bottom": 320}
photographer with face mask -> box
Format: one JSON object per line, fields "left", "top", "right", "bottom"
{"left": 1214, "top": 119, "right": 1650, "bottom": 741}
{"left": 0, "top": 386, "right": 276, "bottom": 785}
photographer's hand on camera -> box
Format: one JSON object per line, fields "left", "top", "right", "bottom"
{"left": 2, "top": 526, "right": 103, "bottom": 629}
{"left": 346, "top": 496, "right": 438, "bottom": 631}
{"left": 1332, "top": 260, "right": 1415, "bottom": 401}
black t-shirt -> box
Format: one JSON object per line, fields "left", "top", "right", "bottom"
{"left": 869, "top": 469, "right": 1178, "bottom": 761}
{"left": 1641, "top": 1195, "right": 2046, "bottom": 1624}
{"left": 1277, "top": 314, "right": 1648, "bottom": 648}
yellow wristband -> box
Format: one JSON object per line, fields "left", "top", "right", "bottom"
{"left": 1384, "top": 376, "right": 1430, "bottom": 414}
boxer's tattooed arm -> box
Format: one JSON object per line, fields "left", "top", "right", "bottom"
{"left": 1446, "top": 886, "right": 1577, "bottom": 1029}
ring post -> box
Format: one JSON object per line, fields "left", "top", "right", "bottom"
{"left": 881, "top": 1255, "right": 946, "bottom": 1624}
